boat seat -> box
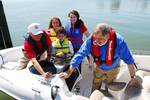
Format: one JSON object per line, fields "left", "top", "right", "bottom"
{"left": 25, "top": 60, "right": 67, "bottom": 75}
{"left": 2, "top": 61, "right": 19, "bottom": 70}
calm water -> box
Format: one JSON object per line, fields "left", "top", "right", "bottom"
{"left": 2, "top": 0, "right": 150, "bottom": 54}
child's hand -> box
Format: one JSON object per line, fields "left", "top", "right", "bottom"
{"left": 56, "top": 52, "right": 64, "bottom": 57}
{"left": 66, "top": 53, "right": 73, "bottom": 58}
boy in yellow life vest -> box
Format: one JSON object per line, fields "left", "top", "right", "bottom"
{"left": 51, "top": 27, "right": 74, "bottom": 70}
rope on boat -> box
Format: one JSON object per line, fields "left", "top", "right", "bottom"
{"left": 134, "top": 63, "right": 138, "bottom": 70}
{"left": 134, "top": 63, "right": 150, "bottom": 72}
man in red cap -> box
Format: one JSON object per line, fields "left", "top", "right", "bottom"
{"left": 18, "top": 23, "right": 56, "bottom": 79}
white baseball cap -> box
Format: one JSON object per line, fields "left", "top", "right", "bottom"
{"left": 27, "top": 23, "right": 43, "bottom": 35}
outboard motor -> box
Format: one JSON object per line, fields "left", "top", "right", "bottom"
{"left": 51, "top": 85, "right": 59, "bottom": 100}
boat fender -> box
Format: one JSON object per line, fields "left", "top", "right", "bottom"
{"left": 51, "top": 85, "right": 60, "bottom": 100}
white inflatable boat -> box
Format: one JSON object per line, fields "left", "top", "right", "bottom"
{"left": 0, "top": 46, "right": 150, "bottom": 100}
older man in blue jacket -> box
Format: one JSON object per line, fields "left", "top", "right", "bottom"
{"left": 60, "top": 23, "right": 141, "bottom": 92}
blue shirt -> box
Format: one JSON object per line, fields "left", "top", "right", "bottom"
{"left": 70, "top": 33, "right": 134, "bottom": 70}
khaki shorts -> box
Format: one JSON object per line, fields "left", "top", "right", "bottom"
{"left": 16, "top": 50, "right": 47, "bottom": 70}
{"left": 16, "top": 51, "right": 29, "bottom": 70}
{"left": 92, "top": 64, "right": 120, "bottom": 91}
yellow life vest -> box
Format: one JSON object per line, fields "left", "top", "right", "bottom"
{"left": 55, "top": 38, "right": 70, "bottom": 54}
{"left": 48, "top": 28, "right": 57, "bottom": 42}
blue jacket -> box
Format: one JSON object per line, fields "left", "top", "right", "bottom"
{"left": 70, "top": 33, "right": 134, "bottom": 70}
{"left": 65, "top": 20, "right": 83, "bottom": 50}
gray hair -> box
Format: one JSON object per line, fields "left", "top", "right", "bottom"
{"left": 93, "top": 23, "right": 110, "bottom": 37}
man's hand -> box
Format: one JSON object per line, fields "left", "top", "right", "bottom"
{"left": 43, "top": 72, "right": 52, "bottom": 79}
{"left": 59, "top": 72, "right": 70, "bottom": 79}
{"left": 127, "top": 77, "right": 143, "bottom": 89}
{"left": 59, "top": 65, "right": 74, "bottom": 79}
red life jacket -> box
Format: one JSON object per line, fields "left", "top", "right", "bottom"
{"left": 91, "top": 29, "right": 115, "bottom": 66}
{"left": 24, "top": 31, "right": 49, "bottom": 59}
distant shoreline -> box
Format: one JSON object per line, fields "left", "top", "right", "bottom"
{"left": 132, "top": 50, "right": 150, "bottom": 55}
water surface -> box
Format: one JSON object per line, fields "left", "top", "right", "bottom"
{"left": 3, "top": 0, "right": 150, "bottom": 54}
